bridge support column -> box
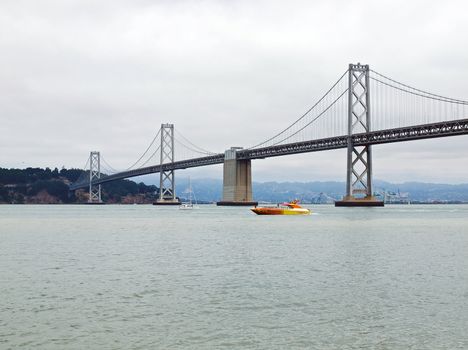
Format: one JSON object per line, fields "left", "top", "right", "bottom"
{"left": 88, "top": 151, "right": 103, "bottom": 204}
{"left": 154, "top": 123, "right": 180, "bottom": 205}
{"left": 336, "top": 63, "right": 383, "bottom": 207}
{"left": 217, "top": 147, "right": 257, "bottom": 206}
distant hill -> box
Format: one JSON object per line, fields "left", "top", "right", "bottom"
{"left": 175, "top": 178, "right": 468, "bottom": 203}
{"left": 2, "top": 167, "right": 468, "bottom": 204}
{"left": 0, "top": 167, "right": 158, "bottom": 204}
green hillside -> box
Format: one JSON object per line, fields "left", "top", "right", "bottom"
{"left": 0, "top": 167, "right": 158, "bottom": 204}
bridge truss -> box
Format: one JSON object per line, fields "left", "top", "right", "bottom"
{"left": 70, "top": 118, "right": 468, "bottom": 191}
{"left": 70, "top": 63, "right": 468, "bottom": 206}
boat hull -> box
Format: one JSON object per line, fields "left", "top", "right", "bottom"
{"left": 251, "top": 207, "right": 310, "bottom": 215}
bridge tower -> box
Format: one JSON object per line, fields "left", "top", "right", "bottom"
{"left": 88, "top": 151, "right": 102, "bottom": 204}
{"left": 217, "top": 147, "right": 257, "bottom": 206}
{"left": 154, "top": 123, "right": 180, "bottom": 205}
{"left": 336, "top": 63, "right": 383, "bottom": 207}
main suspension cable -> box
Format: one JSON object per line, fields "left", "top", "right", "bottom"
{"left": 101, "top": 155, "right": 120, "bottom": 173}
{"left": 370, "top": 69, "right": 468, "bottom": 104}
{"left": 138, "top": 144, "right": 161, "bottom": 168}
{"left": 269, "top": 88, "right": 348, "bottom": 147}
{"left": 248, "top": 69, "right": 349, "bottom": 149}
{"left": 175, "top": 130, "right": 216, "bottom": 155}
{"left": 125, "top": 128, "right": 162, "bottom": 170}
{"left": 370, "top": 77, "right": 468, "bottom": 105}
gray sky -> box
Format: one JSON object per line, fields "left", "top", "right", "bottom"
{"left": 1, "top": 0, "right": 468, "bottom": 183}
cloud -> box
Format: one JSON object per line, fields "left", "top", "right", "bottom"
{"left": 1, "top": 0, "right": 467, "bottom": 183}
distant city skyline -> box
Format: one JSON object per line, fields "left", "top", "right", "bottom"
{"left": 1, "top": 0, "right": 468, "bottom": 183}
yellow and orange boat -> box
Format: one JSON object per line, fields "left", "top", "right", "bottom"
{"left": 251, "top": 200, "right": 311, "bottom": 215}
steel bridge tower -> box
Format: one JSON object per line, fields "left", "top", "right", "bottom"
{"left": 336, "top": 63, "right": 383, "bottom": 207}
{"left": 88, "top": 151, "right": 102, "bottom": 203}
{"left": 154, "top": 123, "right": 180, "bottom": 205}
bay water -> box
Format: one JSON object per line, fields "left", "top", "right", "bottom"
{"left": 1, "top": 204, "right": 468, "bottom": 349}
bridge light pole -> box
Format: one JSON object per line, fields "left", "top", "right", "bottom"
{"left": 88, "top": 151, "right": 102, "bottom": 204}
{"left": 154, "top": 123, "right": 180, "bottom": 205}
{"left": 336, "top": 63, "right": 383, "bottom": 207}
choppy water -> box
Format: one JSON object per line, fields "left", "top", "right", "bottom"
{"left": 1, "top": 204, "right": 468, "bottom": 349}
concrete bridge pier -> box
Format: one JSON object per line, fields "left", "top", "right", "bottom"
{"left": 217, "top": 147, "right": 258, "bottom": 206}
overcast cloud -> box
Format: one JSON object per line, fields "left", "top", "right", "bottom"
{"left": 1, "top": 0, "right": 468, "bottom": 183}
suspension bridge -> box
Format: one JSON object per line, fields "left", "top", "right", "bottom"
{"left": 69, "top": 63, "right": 468, "bottom": 206}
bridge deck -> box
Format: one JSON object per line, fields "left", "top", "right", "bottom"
{"left": 70, "top": 118, "right": 468, "bottom": 190}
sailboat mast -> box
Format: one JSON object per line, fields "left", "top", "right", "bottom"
{"left": 189, "top": 177, "right": 192, "bottom": 204}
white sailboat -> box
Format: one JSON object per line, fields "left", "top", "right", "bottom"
{"left": 179, "top": 177, "right": 198, "bottom": 210}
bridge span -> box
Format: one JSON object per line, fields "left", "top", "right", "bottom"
{"left": 70, "top": 64, "right": 468, "bottom": 206}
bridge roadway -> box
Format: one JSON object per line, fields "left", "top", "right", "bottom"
{"left": 70, "top": 118, "right": 468, "bottom": 190}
